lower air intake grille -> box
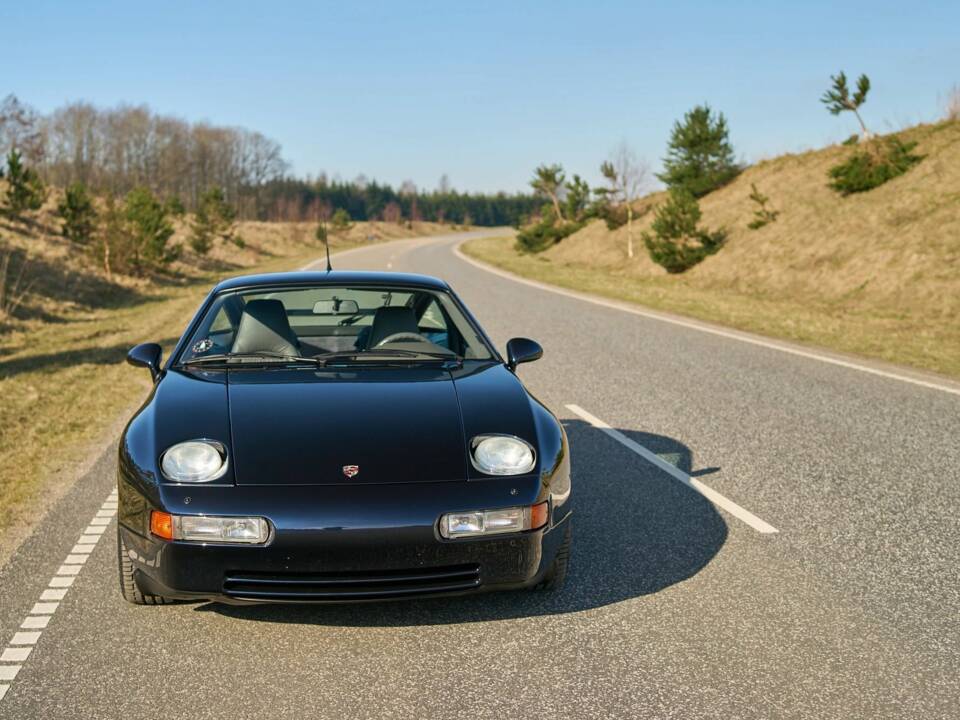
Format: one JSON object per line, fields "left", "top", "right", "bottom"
{"left": 223, "top": 564, "right": 481, "bottom": 601}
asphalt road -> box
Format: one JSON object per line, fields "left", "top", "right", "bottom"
{"left": 1, "top": 231, "right": 958, "bottom": 719}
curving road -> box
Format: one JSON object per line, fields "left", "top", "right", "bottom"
{"left": 1, "top": 232, "right": 958, "bottom": 719}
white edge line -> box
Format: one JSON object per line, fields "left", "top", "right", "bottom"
{"left": 0, "top": 488, "right": 118, "bottom": 705}
{"left": 566, "top": 403, "right": 778, "bottom": 534}
{"left": 453, "top": 242, "right": 960, "bottom": 398}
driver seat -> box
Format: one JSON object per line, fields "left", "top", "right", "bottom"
{"left": 366, "top": 306, "right": 419, "bottom": 348}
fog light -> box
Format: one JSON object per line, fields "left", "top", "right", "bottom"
{"left": 150, "top": 511, "right": 269, "bottom": 544}
{"left": 440, "top": 502, "right": 548, "bottom": 538}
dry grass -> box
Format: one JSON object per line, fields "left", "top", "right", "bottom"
{"left": 0, "top": 205, "right": 450, "bottom": 545}
{"left": 463, "top": 120, "right": 960, "bottom": 378}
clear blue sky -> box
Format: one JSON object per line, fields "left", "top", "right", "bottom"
{"left": 5, "top": 0, "right": 957, "bottom": 193}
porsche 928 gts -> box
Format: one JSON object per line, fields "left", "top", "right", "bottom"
{"left": 118, "top": 271, "right": 571, "bottom": 604}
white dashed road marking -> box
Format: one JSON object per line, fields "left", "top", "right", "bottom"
{"left": 567, "top": 404, "right": 779, "bottom": 534}
{"left": 0, "top": 487, "right": 118, "bottom": 704}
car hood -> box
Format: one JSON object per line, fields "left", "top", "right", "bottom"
{"left": 227, "top": 367, "right": 469, "bottom": 486}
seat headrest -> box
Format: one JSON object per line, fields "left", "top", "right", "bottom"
{"left": 367, "top": 306, "right": 419, "bottom": 348}
{"left": 232, "top": 299, "right": 299, "bottom": 356}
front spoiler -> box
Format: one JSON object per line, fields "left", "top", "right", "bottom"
{"left": 121, "top": 514, "right": 569, "bottom": 604}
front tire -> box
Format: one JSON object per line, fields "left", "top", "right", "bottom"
{"left": 535, "top": 521, "right": 571, "bottom": 591}
{"left": 117, "top": 528, "right": 171, "bottom": 605}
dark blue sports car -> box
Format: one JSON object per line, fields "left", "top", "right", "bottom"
{"left": 118, "top": 271, "right": 571, "bottom": 604}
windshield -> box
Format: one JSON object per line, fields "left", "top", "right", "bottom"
{"left": 178, "top": 284, "right": 495, "bottom": 365}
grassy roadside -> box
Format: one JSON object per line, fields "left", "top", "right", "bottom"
{"left": 0, "top": 222, "right": 447, "bottom": 549}
{"left": 461, "top": 235, "right": 960, "bottom": 379}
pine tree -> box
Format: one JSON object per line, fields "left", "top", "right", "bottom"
{"left": 58, "top": 183, "right": 98, "bottom": 244}
{"left": 642, "top": 188, "right": 726, "bottom": 273}
{"left": 530, "top": 164, "right": 566, "bottom": 221}
{"left": 657, "top": 105, "right": 740, "bottom": 197}
{"left": 563, "top": 174, "right": 591, "bottom": 222}
{"left": 190, "top": 186, "right": 236, "bottom": 255}
{"left": 821, "top": 71, "right": 871, "bottom": 139}
{"left": 124, "top": 187, "right": 177, "bottom": 271}
{"left": 4, "top": 149, "right": 47, "bottom": 217}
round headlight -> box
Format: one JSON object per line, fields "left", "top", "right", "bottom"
{"left": 471, "top": 435, "right": 536, "bottom": 476}
{"left": 160, "top": 440, "right": 228, "bottom": 483}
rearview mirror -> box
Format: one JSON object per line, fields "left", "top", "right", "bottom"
{"left": 127, "top": 342, "right": 162, "bottom": 381}
{"left": 313, "top": 299, "right": 360, "bottom": 315}
{"left": 505, "top": 337, "right": 543, "bottom": 371}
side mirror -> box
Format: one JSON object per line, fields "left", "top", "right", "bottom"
{"left": 505, "top": 337, "right": 543, "bottom": 371}
{"left": 127, "top": 342, "right": 163, "bottom": 381}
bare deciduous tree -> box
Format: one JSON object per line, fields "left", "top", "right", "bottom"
{"left": 0, "top": 95, "right": 45, "bottom": 164}
{"left": 600, "top": 141, "right": 648, "bottom": 258}
{"left": 944, "top": 84, "right": 960, "bottom": 122}
{"left": 0, "top": 248, "right": 35, "bottom": 321}
{"left": 37, "top": 101, "right": 287, "bottom": 217}
{"left": 382, "top": 201, "right": 403, "bottom": 224}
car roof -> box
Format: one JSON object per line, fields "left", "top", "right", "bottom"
{"left": 213, "top": 270, "right": 451, "bottom": 293}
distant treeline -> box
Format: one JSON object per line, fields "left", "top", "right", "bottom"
{"left": 0, "top": 95, "right": 537, "bottom": 226}
{"left": 260, "top": 177, "right": 540, "bottom": 226}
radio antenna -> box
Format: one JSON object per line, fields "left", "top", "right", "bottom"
{"left": 317, "top": 215, "right": 332, "bottom": 272}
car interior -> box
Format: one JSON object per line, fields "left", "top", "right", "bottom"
{"left": 183, "top": 286, "right": 491, "bottom": 361}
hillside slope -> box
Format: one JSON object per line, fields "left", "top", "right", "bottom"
{"left": 465, "top": 120, "right": 960, "bottom": 376}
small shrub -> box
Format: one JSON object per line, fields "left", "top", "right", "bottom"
{"left": 841, "top": 134, "right": 860, "bottom": 146}
{"left": 330, "top": 208, "right": 353, "bottom": 234}
{"left": 515, "top": 215, "right": 583, "bottom": 254}
{"left": 828, "top": 136, "right": 923, "bottom": 195}
{"left": 58, "top": 183, "right": 98, "bottom": 244}
{"left": 165, "top": 196, "right": 186, "bottom": 217}
{"left": 597, "top": 202, "right": 628, "bottom": 230}
{"left": 746, "top": 183, "right": 779, "bottom": 230}
{"left": 642, "top": 189, "right": 726, "bottom": 273}
{"left": 189, "top": 230, "right": 213, "bottom": 255}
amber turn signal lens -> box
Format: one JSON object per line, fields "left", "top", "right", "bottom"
{"left": 530, "top": 501, "right": 549, "bottom": 530}
{"left": 150, "top": 510, "right": 174, "bottom": 540}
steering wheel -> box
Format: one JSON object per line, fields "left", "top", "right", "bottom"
{"left": 374, "top": 332, "right": 427, "bottom": 348}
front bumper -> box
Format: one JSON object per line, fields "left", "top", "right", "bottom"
{"left": 119, "top": 478, "right": 571, "bottom": 604}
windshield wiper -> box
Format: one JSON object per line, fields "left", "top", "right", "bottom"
{"left": 178, "top": 352, "right": 324, "bottom": 367}
{"left": 318, "top": 349, "right": 462, "bottom": 367}
{"left": 178, "top": 349, "right": 463, "bottom": 369}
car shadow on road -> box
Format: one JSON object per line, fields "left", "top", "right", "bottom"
{"left": 198, "top": 419, "right": 728, "bottom": 626}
